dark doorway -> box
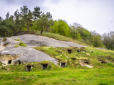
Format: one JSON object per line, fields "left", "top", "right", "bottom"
{"left": 26, "top": 66, "right": 31, "bottom": 72}
{"left": 84, "top": 61, "right": 89, "bottom": 64}
{"left": 61, "top": 63, "right": 66, "bottom": 68}
{"left": 18, "top": 61, "right": 21, "bottom": 64}
{"left": 71, "top": 58, "right": 76, "bottom": 60}
{"left": 77, "top": 50, "right": 80, "bottom": 52}
{"left": 42, "top": 64, "right": 48, "bottom": 70}
{"left": 8, "top": 60, "right": 12, "bottom": 64}
{"left": 67, "top": 49, "right": 72, "bottom": 54}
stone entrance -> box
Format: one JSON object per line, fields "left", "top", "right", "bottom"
{"left": 8, "top": 60, "right": 12, "bottom": 64}
{"left": 60, "top": 62, "right": 66, "bottom": 68}
{"left": 42, "top": 64, "right": 48, "bottom": 70}
{"left": 26, "top": 66, "right": 31, "bottom": 72}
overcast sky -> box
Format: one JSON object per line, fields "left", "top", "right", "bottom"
{"left": 0, "top": 0, "right": 114, "bottom": 35}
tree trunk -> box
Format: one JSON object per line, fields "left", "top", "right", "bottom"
{"left": 40, "top": 29, "right": 43, "bottom": 34}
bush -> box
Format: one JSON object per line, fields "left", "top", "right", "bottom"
{"left": 20, "top": 43, "right": 27, "bottom": 47}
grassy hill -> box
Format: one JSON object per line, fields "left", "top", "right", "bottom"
{"left": 0, "top": 31, "right": 114, "bottom": 85}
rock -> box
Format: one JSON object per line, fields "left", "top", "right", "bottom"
{"left": 0, "top": 34, "right": 86, "bottom": 66}
{"left": 85, "top": 64, "right": 93, "bottom": 68}
{"left": 0, "top": 47, "right": 58, "bottom": 65}
{"left": 79, "top": 62, "right": 85, "bottom": 67}
{"left": 3, "top": 38, "right": 20, "bottom": 47}
{"left": 11, "top": 34, "right": 85, "bottom": 47}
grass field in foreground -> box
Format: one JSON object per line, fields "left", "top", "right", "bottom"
{"left": 0, "top": 68, "right": 114, "bottom": 85}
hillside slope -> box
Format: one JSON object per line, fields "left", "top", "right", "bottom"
{"left": 0, "top": 33, "right": 114, "bottom": 85}
{"left": 0, "top": 34, "right": 85, "bottom": 66}
{"left": 0, "top": 33, "right": 114, "bottom": 69}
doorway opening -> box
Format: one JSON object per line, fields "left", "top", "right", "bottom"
{"left": 8, "top": 60, "right": 12, "bottom": 64}
{"left": 67, "top": 49, "right": 72, "bottom": 54}
{"left": 42, "top": 64, "right": 48, "bottom": 70}
{"left": 26, "top": 66, "right": 31, "bottom": 72}
{"left": 18, "top": 61, "right": 21, "bottom": 64}
{"left": 60, "top": 62, "right": 66, "bottom": 68}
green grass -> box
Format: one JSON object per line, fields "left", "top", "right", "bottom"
{"left": 0, "top": 68, "right": 114, "bottom": 85}
{"left": 1, "top": 32, "right": 114, "bottom": 85}
{"left": 34, "top": 47, "right": 114, "bottom": 68}
{"left": 0, "top": 61, "right": 60, "bottom": 72}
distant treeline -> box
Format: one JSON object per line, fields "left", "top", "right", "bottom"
{"left": 0, "top": 6, "right": 114, "bottom": 50}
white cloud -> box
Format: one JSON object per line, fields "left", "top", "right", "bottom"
{"left": 0, "top": 1, "right": 22, "bottom": 19}
{"left": 43, "top": 0, "right": 114, "bottom": 34}
{"left": 0, "top": 0, "right": 114, "bottom": 34}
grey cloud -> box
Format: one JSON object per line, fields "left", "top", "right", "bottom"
{"left": 2, "top": 0, "right": 46, "bottom": 12}
{"left": 1, "top": 0, "right": 61, "bottom": 11}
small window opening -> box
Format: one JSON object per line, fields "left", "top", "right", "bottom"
{"left": 67, "top": 49, "right": 72, "bottom": 54}
{"left": 26, "top": 66, "right": 31, "bottom": 72}
{"left": 84, "top": 61, "right": 89, "bottom": 64}
{"left": 60, "top": 63, "right": 66, "bottom": 68}
{"left": 71, "top": 58, "right": 77, "bottom": 60}
{"left": 42, "top": 64, "right": 48, "bottom": 70}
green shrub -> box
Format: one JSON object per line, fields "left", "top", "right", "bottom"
{"left": 20, "top": 43, "right": 27, "bottom": 47}
{"left": 14, "top": 39, "right": 27, "bottom": 47}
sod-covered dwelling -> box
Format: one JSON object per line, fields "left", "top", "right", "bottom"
{"left": 60, "top": 62, "right": 67, "bottom": 68}
{"left": 57, "top": 47, "right": 86, "bottom": 54}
